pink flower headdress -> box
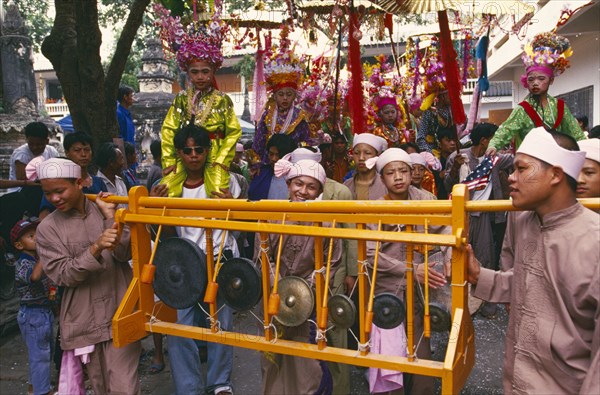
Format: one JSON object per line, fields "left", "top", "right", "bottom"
{"left": 153, "top": 2, "right": 227, "bottom": 70}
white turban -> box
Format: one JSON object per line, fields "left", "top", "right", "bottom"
{"left": 235, "top": 143, "right": 244, "bottom": 152}
{"left": 285, "top": 147, "right": 322, "bottom": 163}
{"left": 578, "top": 139, "right": 600, "bottom": 164}
{"left": 365, "top": 148, "right": 412, "bottom": 174}
{"left": 352, "top": 133, "right": 388, "bottom": 154}
{"left": 517, "top": 127, "right": 585, "bottom": 179}
{"left": 409, "top": 153, "right": 427, "bottom": 167}
{"left": 26, "top": 157, "right": 81, "bottom": 181}
{"left": 274, "top": 159, "right": 327, "bottom": 187}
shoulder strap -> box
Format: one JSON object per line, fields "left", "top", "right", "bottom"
{"left": 519, "top": 101, "right": 543, "bottom": 127}
{"left": 554, "top": 99, "right": 565, "bottom": 128}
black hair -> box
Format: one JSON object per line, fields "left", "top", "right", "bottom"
{"left": 24, "top": 122, "right": 49, "bottom": 139}
{"left": 267, "top": 134, "right": 297, "bottom": 158}
{"left": 118, "top": 85, "right": 134, "bottom": 102}
{"left": 96, "top": 142, "right": 118, "bottom": 169}
{"left": 174, "top": 124, "right": 211, "bottom": 150}
{"left": 588, "top": 125, "right": 600, "bottom": 139}
{"left": 331, "top": 133, "right": 346, "bottom": 143}
{"left": 436, "top": 126, "right": 455, "bottom": 142}
{"left": 471, "top": 122, "right": 498, "bottom": 145}
{"left": 150, "top": 140, "right": 161, "bottom": 158}
{"left": 64, "top": 132, "right": 93, "bottom": 152}
{"left": 576, "top": 115, "right": 589, "bottom": 129}
{"left": 399, "top": 142, "right": 420, "bottom": 153}
{"left": 123, "top": 141, "right": 136, "bottom": 156}
{"left": 542, "top": 129, "right": 579, "bottom": 192}
{"left": 243, "top": 140, "right": 253, "bottom": 151}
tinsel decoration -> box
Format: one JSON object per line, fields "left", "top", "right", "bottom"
{"left": 437, "top": 10, "right": 466, "bottom": 125}
{"left": 348, "top": 10, "right": 366, "bottom": 135}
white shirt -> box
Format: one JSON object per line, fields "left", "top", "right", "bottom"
{"left": 8, "top": 144, "right": 59, "bottom": 192}
{"left": 97, "top": 170, "right": 128, "bottom": 208}
{"left": 176, "top": 176, "right": 241, "bottom": 258}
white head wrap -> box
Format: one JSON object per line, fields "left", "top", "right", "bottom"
{"left": 285, "top": 147, "right": 322, "bottom": 163}
{"left": 26, "top": 157, "right": 81, "bottom": 181}
{"left": 352, "top": 133, "right": 388, "bottom": 154}
{"left": 365, "top": 148, "right": 412, "bottom": 174}
{"left": 235, "top": 143, "right": 244, "bottom": 152}
{"left": 517, "top": 127, "right": 585, "bottom": 179}
{"left": 409, "top": 153, "right": 427, "bottom": 167}
{"left": 577, "top": 139, "right": 600, "bottom": 164}
{"left": 274, "top": 159, "right": 327, "bottom": 187}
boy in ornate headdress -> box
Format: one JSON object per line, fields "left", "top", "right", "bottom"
{"left": 366, "top": 55, "right": 411, "bottom": 148}
{"left": 253, "top": 28, "right": 311, "bottom": 164}
{"left": 155, "top": 3, "right": 241, "bottom": 198}
{"left": 487, "top": 32, "right": 585, "bottom": 155}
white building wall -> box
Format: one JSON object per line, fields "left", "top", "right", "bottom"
{"left": 485, "top": 1, "right": 599, "bottom": 125}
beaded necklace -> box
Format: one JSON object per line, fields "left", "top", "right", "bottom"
{"left": 187, "top": 87, "right": 218, "bottom": 126}
{"left": 271, "top": 106, "right": 295, "bottom": 135}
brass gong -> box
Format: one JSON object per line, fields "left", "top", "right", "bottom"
{"left": 327, "top": 294, "right": 356, "bottom": 330}
{"left": 217, "top": 257, "right": 262, "bottom": 311}
{"left": 274, "top": 276, "right": 314, "bottom": 327}
{"left": 154, "top": 237, "right": 207, "bottom": 309}
{"left": 373, "top": 293, "right": 405, "bottom": 329}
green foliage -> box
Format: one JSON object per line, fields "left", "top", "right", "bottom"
{"left": 233, "top": 54, "right": 255, "bottom": 87}
{"left": 8, "top": 0, "right": 52, "bottom": 52}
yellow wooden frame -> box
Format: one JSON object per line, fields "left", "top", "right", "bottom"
{"left": 107, "top": 185, "right": 600, "bottom": 394}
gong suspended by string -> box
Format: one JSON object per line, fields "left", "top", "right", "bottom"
{"left": 154, "top": 237, "right": 208, "bottom": 310}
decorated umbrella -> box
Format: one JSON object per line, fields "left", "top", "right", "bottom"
{"left": 376, "top": 0, "right": 462, "bottom": 16}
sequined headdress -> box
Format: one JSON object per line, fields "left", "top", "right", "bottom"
{"left": 520, "top": 32, "right": 572, "bottom": 87}
{"left": 153, "top": 2, "right": 227, "bottom": 70}
{"left": 364, "top": 55, "right": 406, "bottom": 128}
{"left": 264, "top": 27, "right": 304, "bottom": 92}
{"left": 419, "top": 41, "right": 447, "bottom": 111}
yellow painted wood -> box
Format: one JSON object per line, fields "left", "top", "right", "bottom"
{"left": 106, "top": 184, "right": 598, "bottom": 393}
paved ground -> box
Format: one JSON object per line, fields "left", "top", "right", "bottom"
{"left": 0, "top": 305, "right": 507, "bottom": 394}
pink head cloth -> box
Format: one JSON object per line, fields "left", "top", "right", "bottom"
{"left": 26, "top": 157, "right": 81, "bottom": 181}
{"left": 273, "top": 159, "right": 327, "bottom": 187}
{"left": 375, "top": 96, "right": 398, "bottom": 111}
{"left": 520, "top": 65, "right": 554, "bottom": 89}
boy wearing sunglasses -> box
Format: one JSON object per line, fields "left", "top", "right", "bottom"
{"left": 152, "top": 124, "right": 239, "bottom": 395}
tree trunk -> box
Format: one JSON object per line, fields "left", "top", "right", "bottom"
{"left": 41, "top": 0, "right": 150, "bottom": 143}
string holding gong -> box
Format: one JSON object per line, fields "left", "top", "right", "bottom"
{"left": 274, "top": 276, "right": 314, "bottom": 327}
{"left": 217, "top": 257, "right": 262, "bottom": 311}
{"left": 328, "top": 294, "right": 356, "bottom": 330}
{"left": 154, "top": 237, "right": 208, "bottom": 309}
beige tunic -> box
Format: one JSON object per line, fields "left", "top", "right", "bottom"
{"left": 474, "top": 203, "right": 600, "bottom": 394}
{"left": 343, "top": 173, "right": 388, "bottom": 201}
{"left": 366, "top": 186, "right": 450, "bottom": 394}
{"left": 37, "top": 199, "right": 132, "bottom": 350}
{"left": 256, "top": 224, "right": 343, "bottom": 395}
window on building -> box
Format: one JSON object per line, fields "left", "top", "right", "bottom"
{"left": 47, "top": 81, "right": 63, "bottom": 103}
{"left": 557, "top": 85, "right": 593, "bottom": 127}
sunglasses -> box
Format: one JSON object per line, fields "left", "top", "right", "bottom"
{"left": 181, "top": 146, "right": 206, "bottom": 155}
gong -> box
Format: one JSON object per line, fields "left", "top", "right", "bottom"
{"left": 327, "top": 294, "right": 356, "bottom": 330}
{"left": 217, "top": 257, "right": 262, "bottom": 311}
{"left": 429, "top": 302, "right": 451, "bottom": 332}
{"left": 274, "top": 276, "right": 314, "bottom": 327}
{"left": 373, "top": 293, "right": 405, "bottom": 329}
{"left": 154, "top": 237, "right": 207, "bottom": 310}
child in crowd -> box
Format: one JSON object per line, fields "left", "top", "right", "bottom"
{"left": 13, "top": 219, "right": 57, "bottom": 395}
{"left": 146, "top": 140, "right": 163, "bottom": 190}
